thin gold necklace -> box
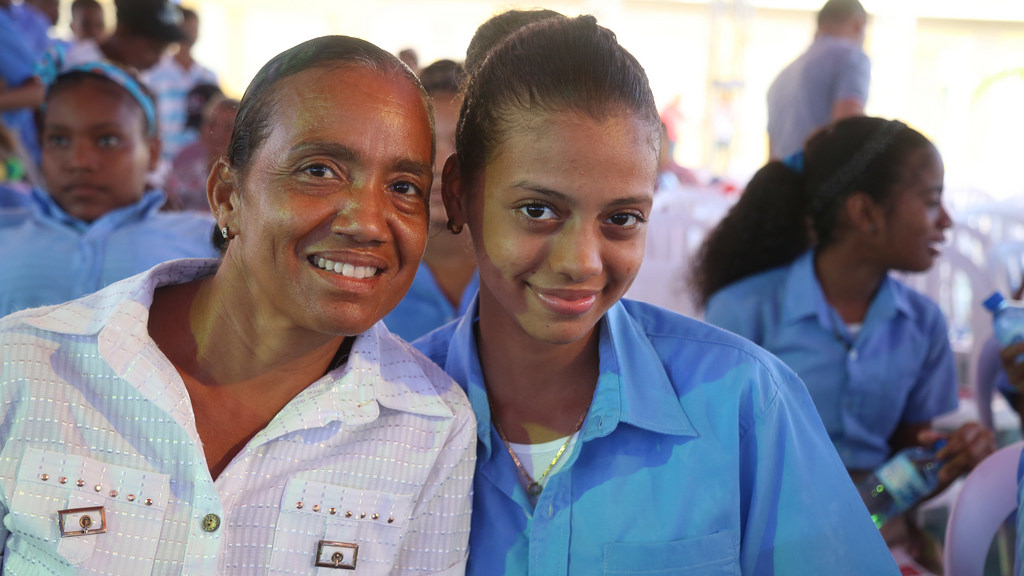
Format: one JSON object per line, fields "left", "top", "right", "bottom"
{"left": 493, "top": 410, "right": 588, "bottom": 497}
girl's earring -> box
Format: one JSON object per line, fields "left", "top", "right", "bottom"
{"left": 446, "top": 219, "right": 463, "bottom": 235}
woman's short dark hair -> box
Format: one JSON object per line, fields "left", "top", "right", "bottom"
{"left": 456, "top": 14, "right": 661, "bottom": 186}
{"left": 691, "top": 116, "right": 933, "bottom": 307}
{"left": 225, "top": 35, "right": 431, "bottom": 178}
{"left": 215, "top": 35, "right": 433, "bottom": 251}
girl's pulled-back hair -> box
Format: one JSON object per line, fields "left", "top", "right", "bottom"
{"left": 214, "top": 35, "right": 432, "bottom": 251}
{"left": 692, "top": 116, "right": 933, "bottom": 307}
{"left": 456, "top": 14, "right": 661, "bottom": 184}
{"left": 463, "top": 8, "right": 564, "bottom": 74}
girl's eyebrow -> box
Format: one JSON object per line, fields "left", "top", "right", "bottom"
{"left": 511, "top": 181, "right": 652, "bottom": 209}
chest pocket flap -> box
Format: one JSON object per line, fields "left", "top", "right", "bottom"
{"left": 9, "top": 448, "right": 170, "bottom": 570}
{"left": 270, "top": 477, "right": 415, "bottom": 575}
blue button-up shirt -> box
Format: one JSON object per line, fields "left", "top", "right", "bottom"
{"left": 706, "top": 250, "right": 958, "bottom": 470}
{"left": 384, "top": 263, "right": 477, "bottom": 342}
{"left": 416, "top": 298, "right": 898, "bottom": 575}
{"left": 0, "top": 189, "right": 218, "bottom": 316}
{"left": 0, "top": 8, "right": 41, "bottom": 161}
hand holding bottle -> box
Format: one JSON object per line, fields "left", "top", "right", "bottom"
{"left": 1000, "top": 340, "right": 1024, "bottom": 396}
{"left": 917, "top": 422, "right": 995, "bottom": 488}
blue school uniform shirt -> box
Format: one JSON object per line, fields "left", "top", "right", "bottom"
{"left": 705, "top": 250, "right": 958, "bottom": 471}
{"left": 0, "top": 188, "right": 218, "bottom": 316}
{"left": 384, "top": 263, "right": 477, "bottom": 341}
{"left": 0, "top": 9, "right": 41, "bottom": 161}
{"left": 415, "top": 298, "right": 899, "bottom": 576}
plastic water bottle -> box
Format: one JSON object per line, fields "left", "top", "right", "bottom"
{"left": 984, "top": 292, "right": 1024, "bottom": 347}
{"left": 856, "top": 440, "right": 947, "bottom": 529}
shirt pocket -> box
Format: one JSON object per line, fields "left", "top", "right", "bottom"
{"left": 269, "top": 478, "right": 415, "bottom": 576}
{"left": 848, "top": 361, "right": 917, "bottom": 434}
{"left": 602, "top": 530, "right": 740, "bottom": 575}
{"left": 9, "top": 448, "right": 170, "bottom": 571}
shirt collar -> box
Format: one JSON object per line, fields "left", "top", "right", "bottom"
{"left": 781, "top": 250, "right": 916, "bottom": 329}
{"left": 590, "top": 302, "right": 696, "bottom": 440}
{"left": 441, "top": 298, "right": 696, "bottom": 461}
{"left": 30, "top": 188, "right": 167, "bottom": 232}
{"left": 440, "top": 298, "right": 494, "bottom": 455}
{"left": 21, "top": 259, "right": 452, "bottom": 430}
{"left": 257, "top": 322, "right": 455, "bottom": 441}
{"left": 21, "top": 258, "right": 217, "bottom": 336}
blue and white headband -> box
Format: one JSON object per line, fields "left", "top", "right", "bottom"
{"left": 44, "top": 60, "right": 158, "bottom": 138}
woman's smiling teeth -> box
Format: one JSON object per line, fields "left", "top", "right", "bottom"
{"left": 313, "top": 256, "right": 378, "bottom": 279}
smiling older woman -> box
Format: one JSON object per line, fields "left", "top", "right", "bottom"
{"left": 0, "top": 36, "right": 474, "bottom": 575}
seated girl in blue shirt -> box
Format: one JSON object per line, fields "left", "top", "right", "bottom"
{"left": 414, "top": 12, "right": 899, "bottom": 575}
{"left": 0, "top": 61, "right": 218, "bottom": 316}
{"left": 694, "top": 116, "right": 995, "bottom": 569}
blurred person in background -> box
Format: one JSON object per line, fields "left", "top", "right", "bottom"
{"left": 398, "top": 47, "right": 419, "bottom": 76}
{"left": 10, "top": 0, "right": 60, "bottom": 60}
{"left": 52, "top": 0, "right": 184, "bottom": 72}
{"left": 384, "top": 59, "right": 477, "bottom": 341}
{"left": 0, "top": 62, "right": 217, "bottom": 317}
{"left": 68, "top": 0, "right": 107, "bottom": 43}
{"left": 0, "top": 123, "right": 43, "bottom": 208}
{"left": 165, "top": 95, "right": 238, "bottom": 211}
{"left": 143, "top": 5, "right": 218, "bottom": 168}
{"left": 0, "top": 0, "right": 45, "bottom": 161}
{"left": 695, "top": 116, "right": 995, "bottom": 571}
{"left": 767, "top": 0, "right": 870, "bottom": 160}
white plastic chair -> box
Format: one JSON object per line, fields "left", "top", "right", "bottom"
{"left": 898, "top": 220, "right": 995, "bottom": 392}
{"left": 625, "top": 185, "right": 735, "bottom": 318}
{"left": 943, "top": 440, "right": 1023, "bottom": 576}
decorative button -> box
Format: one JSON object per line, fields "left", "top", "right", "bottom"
{"left": 201, "top": 513, "right": 221, "bottom": 533}
{"left": 58, "top": 506, "right": 107, "bottom": 537}
{"left": 58, "top": 477, "right": 67, "bottom": 484}
{"left": 313, "top": 505, "right": 321, "bottom": 512}
{"left": 94, "top": 485, "right": 102, "bottom": 492}
{"left": 296, "top": 501, "right": 304, "bottom": 509}
{"left": 314, "top": 540, "right": 358, "bottom": 569}
{"left": 109, "top": 490, "right": 118, "bottom": 498}
{"left": 76, "top": 479, "right": 85, "bottom": 487}
{"left": 144, "top": 499, "right": 153, "bottom": 506}
{"left": 127, "top": 494, "right": 136, "bottom": 502}
{"left": 40, "top": 473, "right": 50, "bottom": 481}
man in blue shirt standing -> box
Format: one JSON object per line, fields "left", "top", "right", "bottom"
{"left": 767, "top": 0, "right": 870, "bottom": 159}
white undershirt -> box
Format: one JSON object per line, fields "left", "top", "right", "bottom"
{"left": 847, "top": 322, "right": 863, "bottom": 338}
{"left": 508, "top": 432, "right": 582, "bottom": 507}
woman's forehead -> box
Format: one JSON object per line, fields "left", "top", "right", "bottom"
{"left": 272, "top": 65, "right": 427, "bottom": 122}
